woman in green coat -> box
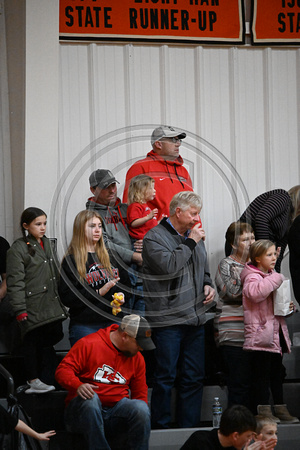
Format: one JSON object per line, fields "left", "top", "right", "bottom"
{"left": 6, "top": 207, "right": 67, "bottom": 394}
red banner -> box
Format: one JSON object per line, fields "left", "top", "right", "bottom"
{"left": 252, "top": 0, "right": 300, "bottom": 45}
{"left": 59, "top": 0, "right": 245, "bottom": 44}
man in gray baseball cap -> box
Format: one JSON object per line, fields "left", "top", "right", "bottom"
{"left": 123, "top": 125, "right": 193, "bottom": 219}
{"left": 86, "top": 168, "right": 142, "bottom": 268}
{"left": 150, "top": 125, "right": 187, "bottom": 146}
{"left": 86, "top": 168, "right": 144, "bottom": 315}
{"left": 89, "top": 169, "right": 119, "bottom": 191}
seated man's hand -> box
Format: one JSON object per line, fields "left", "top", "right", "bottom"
{"left": 77, "top": 383, "right": 98, "bottom": 400}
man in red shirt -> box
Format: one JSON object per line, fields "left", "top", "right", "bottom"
{"left": 123, "top": 126, "right": 193, "bottom": 220}
{"left": 55, "top": 315, "right": 155, "bottom": 450}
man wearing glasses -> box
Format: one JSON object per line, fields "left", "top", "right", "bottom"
{"left": 123, "top": 126, "right": 193, "bottom": 219}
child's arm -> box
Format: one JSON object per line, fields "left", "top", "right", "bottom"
{"left": 243, "top": 272, "right": 284, "bottom": 303}
{"left": 15, "top": 419, "right": 56, "bottom": 441}
{"left": 130, "top": 208, "right": 158, "bottom": 228}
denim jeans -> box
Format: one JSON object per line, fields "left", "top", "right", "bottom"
{"left": 151, "top": 325, "right": 205, "bottom": 428}
{"left": 69, "top": 322, "right": 116, "bottom": 347}
{"left": 65, "top": 393, "right": 151, "bottom": 450}
{"left": 127, "top": 268, "right": 145, "bottom": 315}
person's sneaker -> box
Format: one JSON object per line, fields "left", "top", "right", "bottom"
{"left": 25, "top": 378, "right": 55, "bottom": 394}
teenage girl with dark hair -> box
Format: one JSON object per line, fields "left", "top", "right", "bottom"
{"left": 6, "top": 207, "right": 67, "bottom": 394}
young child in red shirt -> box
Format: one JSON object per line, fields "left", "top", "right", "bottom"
{"left": 127, "top": 174, "right": 160, "bottom": 240}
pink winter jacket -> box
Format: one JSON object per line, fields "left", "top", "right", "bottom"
{"left": 240, "top": 263, "right": 291, "bottom": 354}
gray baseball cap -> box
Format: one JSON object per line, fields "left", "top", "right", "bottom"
{"left": 151, "top": 126, "right": 187, "bottom": 145}
{"left": 89, "top": 169, "right": 119, "bottom": 189}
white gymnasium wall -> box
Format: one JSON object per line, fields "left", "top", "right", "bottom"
{"left": 0, "top": 1, "right": 13, "bottom": 242}
{"left": 54, "top": 42, "right": 300, "bottom": 280}
{"left": 24, "top": 0, "right": 60, "bottom": 217}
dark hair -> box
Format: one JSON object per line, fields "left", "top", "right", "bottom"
{"left": 20, "top": 207, "right": 47, "bottom": 256}
{"left": 219, "top": 405, "right": 256, "bottom": 436}
{"left": 225, "top": 221, "right": 254, "bottom": 247}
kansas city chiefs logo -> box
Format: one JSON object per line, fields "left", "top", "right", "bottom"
{"left": 94, "top": 364, "right": 126, "bottom": 384}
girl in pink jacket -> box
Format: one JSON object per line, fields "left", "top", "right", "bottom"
{"left": 241, "top": 239, "right": 298, "bottom": 424}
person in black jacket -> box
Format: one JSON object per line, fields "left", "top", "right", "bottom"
{"left": 226, "top": 187, "right": 300, "bottom": 272}
{"left": 0, "top": 404, "right": 55, "bottom": 441}
{"left": 0, "top": 236, "right": 21, "bottom": 355}
{"left": 288, "top": 185, "right": 300, "bottom": 302}
{"left": 180, "top": 405, "right": 268, "bottom": 450}
{"left": 0, "top": 236, "right": 10, "bottom": 302}
{"left": 59, "top": 210, "right": 126, "bottom": 346}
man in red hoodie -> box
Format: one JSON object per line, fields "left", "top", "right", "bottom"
{"left": 55, "top": 314, "right": 154, "bottom": 450}
{"left": 123, "top": 126, "right": 193, "bottom": 220}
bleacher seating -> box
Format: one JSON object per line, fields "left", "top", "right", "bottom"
{"left": 1, "top": 314, "right": 300, "bottom": 449}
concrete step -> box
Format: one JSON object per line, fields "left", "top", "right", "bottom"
{"left": 48, "top": 424, "right": 300, "bottom": 449}
{"left": 2, "top": 382, "right": 300, "bottom": 429}
{"left": 1, "top": 387, "right": 300, "bottom": 450}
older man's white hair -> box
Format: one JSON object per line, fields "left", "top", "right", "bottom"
{"left": 169, "top": 191, "right": 202, "bottom": 216}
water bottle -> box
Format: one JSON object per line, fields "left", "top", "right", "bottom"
{"left": 212, "top": 397, "right": 222, "bottom": 428}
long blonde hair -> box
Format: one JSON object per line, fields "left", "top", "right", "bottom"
{"left": 67, "top": 210, "right": 113, "bottom": 279}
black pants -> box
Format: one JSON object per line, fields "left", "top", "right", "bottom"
{"left": 221, "top": 345, "right": 252, "bottom": 409}
{"left": 21, "top": 321, "right": 63, "bottom": 384}
{"left": 250, "top": 350, "right": 285, "bottom": 412}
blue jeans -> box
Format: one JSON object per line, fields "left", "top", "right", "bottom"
{"left": 65, "top": 394, "right": 151, "bottom": 450}
{"left": 151, "top": 325, "right": 205, "bottom": 428}
{"left": 69, "top": 322, "right": 116, "bottom": 347}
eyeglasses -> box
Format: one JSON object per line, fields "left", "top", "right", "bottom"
{"left": 160, "top": 137, "right": 182, "bottom": 144}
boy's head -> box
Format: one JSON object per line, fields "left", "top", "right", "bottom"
{"left": 255, "top": 415, "right": 278, "bottom": 448}
{"left": 219, "top": 405, "right": 256, "bottom": 449}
